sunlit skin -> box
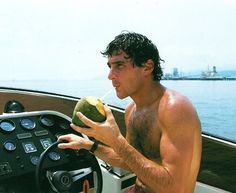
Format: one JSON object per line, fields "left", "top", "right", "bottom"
{"left": 58, "top": 51, "right": 202, "bottom": 193}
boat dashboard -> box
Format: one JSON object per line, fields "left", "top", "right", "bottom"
{"left": 0, "top": 110, "right": 102, "bottom": 193}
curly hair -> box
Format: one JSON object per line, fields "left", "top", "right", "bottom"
{"left": 101, "top": 31, "right": 164, "bottom": 81}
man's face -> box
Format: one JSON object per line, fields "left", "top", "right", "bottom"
{"left": 107, "top": 51, "right": 144, "bottom": 99}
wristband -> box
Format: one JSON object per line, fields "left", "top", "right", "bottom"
{"left": 89, "top": 140, "right": 99, "bottom": 154}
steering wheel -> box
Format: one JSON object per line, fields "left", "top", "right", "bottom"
{"left": 35, "top": 140, "right": 103, "bottom": 193}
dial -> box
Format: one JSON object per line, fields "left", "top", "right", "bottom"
{"left": 30, "top": 156, "right": 40, "bottom": 166}
{"left": 40, "top": 115, "right": 55, "bottom": 127}
{"left": 48, "top": 152, "right": 61, "bottom": 161}
{"left": 20, "top": 118, "right": 36, "bottom": 130}
{"left": 59, "top": 121, "right": 70, "bottom": 130}
{"left": 0, "top": 120, "right": 15, "bottom": 133}
{"left": 4, "top": 141, "right": 16, "bottom": 152}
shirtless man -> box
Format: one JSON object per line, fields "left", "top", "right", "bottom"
{"left": 58, "top": 32, "right": 202, "bottom": 193}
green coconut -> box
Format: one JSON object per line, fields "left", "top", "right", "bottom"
{"left": 72, "top": 96, "right": 106, "bottom": 127}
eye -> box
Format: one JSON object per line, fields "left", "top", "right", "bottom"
{"left": 107, "top": 63, "right": 111, "bottom": 68}
{"left": 117, "top": 64, "right": 124, "bottom": 69}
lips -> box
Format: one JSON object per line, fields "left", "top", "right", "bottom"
{"left": 113, "top": 84, "right": 121, "bottom": 93}
{"left": 112, "top": 81, "right": 120, "bottom": 89}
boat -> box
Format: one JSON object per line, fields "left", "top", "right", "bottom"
{"left": 0, "top": 87, "right": 235, "bottom": 193}
{"left": 200, "top": 66, "right": 224, "bottom": 80}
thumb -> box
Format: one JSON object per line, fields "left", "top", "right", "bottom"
{"left": 104, "top": 104, "right": 112, "bottom": 116}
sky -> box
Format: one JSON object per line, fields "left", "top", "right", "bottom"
{"left": 0, "top": 0, "right": 236, "bottom": 80}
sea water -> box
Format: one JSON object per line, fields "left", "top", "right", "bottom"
{"left": 1, "top": 79, "right": 236, "bottom": 142}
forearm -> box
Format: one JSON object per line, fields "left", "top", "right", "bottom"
{"left": 112, "top": 135, "right": 174, "bottom": 192}
{"left": 58, "top": 134, "right": 130, "bottom": 170}
{"left": 94, "top": 143, "right": 131, "bottom": 171}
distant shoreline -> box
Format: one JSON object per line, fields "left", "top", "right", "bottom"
{"left": 162, "top": 77, "right": 236, "bottom": 81}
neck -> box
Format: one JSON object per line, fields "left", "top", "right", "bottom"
{"left": 131, "top": 81, "right": 165, "bottom": 109}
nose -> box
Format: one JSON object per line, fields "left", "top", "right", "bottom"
{"left": 108, "top": 68, "right": 117, "bottom": 80}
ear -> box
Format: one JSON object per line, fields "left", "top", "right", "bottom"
{"left": 143, "top": 59, "right": 154, "bottom": 76}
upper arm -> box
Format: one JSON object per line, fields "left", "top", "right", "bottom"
{"left": 159, "top": 95, "right": 201, "bottom": 183}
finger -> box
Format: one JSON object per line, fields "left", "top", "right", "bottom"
{"left": 58, "top": 134, "right": 72, "bottom": 141}
{"left": 70, "top": 123, "right": 93, "bottom": 137}
{"left": 58, "top": 143, "right": 69, "bottom": 149}
{"left": 57, "top": 135, "right": 71, "bottom": 149}
{"left": 77, "top": 112, "right": 97, "bottom": 128}
{"left": 58, "top": 142, "right": 77, "bottom": 150}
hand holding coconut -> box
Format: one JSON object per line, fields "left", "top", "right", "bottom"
{"left": 69, "top": 96, "right": 121, "bottom": 147}
{"left": 72, "top": 96, "right": 106, "bottom": 128}
{"left": 58, "top": 96, "right": 122, "bottom": 151}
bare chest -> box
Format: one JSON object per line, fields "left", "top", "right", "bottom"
{"left": 127, "top": 108, "right": 161, "bottom": 159}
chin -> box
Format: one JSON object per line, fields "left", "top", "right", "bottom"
{"left": 116, "top": 92, "right": 128, "bottom": 99}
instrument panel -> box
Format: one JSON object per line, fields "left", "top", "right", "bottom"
{"left": 0, "top": 111, "right": 80, "bottom": 181}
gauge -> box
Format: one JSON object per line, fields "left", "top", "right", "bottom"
{"left": 20, "top": 118, "right": 36, "bottom": 130}
{"left": 59, "top": 122, "right": 70, "bottom": 130}
{"left": 30, "top": 156, "right": 40, "bottom": 166}
{"left": 40, "top": 115, "right": 55, "bottom": 127}
{"left": 0, "top": 120, "right": 15, "bottom": 133}
{"left": 4, "top": 141, "right": 16, "bottom": 152}
{"left": 48, "top": 152, "right": 61, "bottom": 161}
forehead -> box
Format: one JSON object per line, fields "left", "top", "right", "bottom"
{"left": 108, "top": 50, "right": 130, "bottom": 63}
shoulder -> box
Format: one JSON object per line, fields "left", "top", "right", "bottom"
{"left": 161, "top": 89, "right": 194, "bottom": 111}
{"left": 159, "top": 89, "right": 200, "bottom": 131}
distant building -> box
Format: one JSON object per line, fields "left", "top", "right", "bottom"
{"left": 201, "top": 66, "right": 221, "bottom": 79}
{"left": 163, "top": 67, "right": 182, "bottom": 80}
{"left": 162, "top": 65, "right": 236, "bottom": 80}
{"left": 173, "top": 68, "right": 179, "bottom": 77}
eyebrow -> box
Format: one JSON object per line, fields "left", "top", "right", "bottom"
{"left": 107, "top": 59, "right": 125, "bottom": 66}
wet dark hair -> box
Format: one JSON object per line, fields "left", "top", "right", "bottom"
{"left": 101, "top": 31, "right": 164, "bottom": 81}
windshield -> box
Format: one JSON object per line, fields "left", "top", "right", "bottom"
{"left": 1, "top": 0, "right": 236, "bottom": 141}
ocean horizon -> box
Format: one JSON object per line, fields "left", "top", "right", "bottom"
{"left": 1, "top": 79, "right": 236, "bottom": 142}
